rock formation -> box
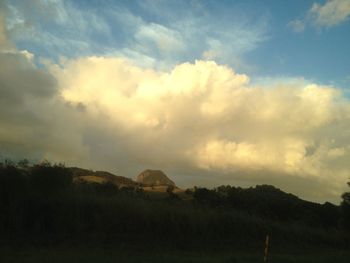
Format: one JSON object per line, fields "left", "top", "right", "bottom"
{"left": 137, "top": 169, "right": 175, "bottom": 187}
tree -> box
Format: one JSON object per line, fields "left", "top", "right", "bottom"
{"left": 193, "top": 187, "right": 221, "bottom": 206}
{"left": 166, "top": 185, "right": 174, "bottom": 194}
{"left": 0, "top": 164, "right": 29, "bottom": 205}
{"left": 166, "top": 185, "right": 179, "bottom": 200}
{"left": 17, "top": 159, "right": 29, "bottom": 168}
{"left": 30, "top": 162, "right": 73, "bottom": 196}
{"left": 341, "top": 182, "right": 350, "bottom": 230}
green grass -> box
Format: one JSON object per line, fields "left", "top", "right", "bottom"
{"left": 1, "top": 247, "right": 349, "bottom": 263}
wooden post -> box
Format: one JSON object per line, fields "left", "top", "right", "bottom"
{"left": 264, "top": 234, "right": 270, "bottom": 262}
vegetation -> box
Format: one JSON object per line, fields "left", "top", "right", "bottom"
{"left": 341, "top": 182, "right": 350, "bottom": 230}
{"left": 1, "top": 246, "right": 350, "bottom": 263}
{"left": 0, "top": 160, "right": 349, "bottom": 261}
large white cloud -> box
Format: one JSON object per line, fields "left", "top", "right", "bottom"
{"left": 45, "top": 56, "right": 350, "bottom": 203}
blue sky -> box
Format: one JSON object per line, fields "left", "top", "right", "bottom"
{"left": 5, "top": 0, "right": 350, "bottom": 88}
{"left": 245, "top": 0, "right": 350, "bottom": 88}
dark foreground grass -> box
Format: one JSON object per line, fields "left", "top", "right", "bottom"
{"left": 1, "top": 246, "right": 349, "bottom": 263}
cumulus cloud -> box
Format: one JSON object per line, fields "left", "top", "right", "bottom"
{"left": 0, "top": 50, "right": 90, "bottom": 162}
{"left": 45, "top": 56, "right": 350, "bottom": 202}
{"left": 289, "top": 0, "right": 350, "bottom": 32}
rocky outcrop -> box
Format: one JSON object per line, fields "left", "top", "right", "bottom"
{"left": 137, "top": 169, "right": 175, "bottom": 187}
{"left": 70, "top": 167, "right": 176, "bottom": 188}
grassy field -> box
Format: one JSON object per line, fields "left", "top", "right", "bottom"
{"left": 1, "top": 246, "right": 349, "bottom": 263}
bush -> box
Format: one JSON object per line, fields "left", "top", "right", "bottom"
{"left": 30, "top": 162, "right": 73, "bottom": 196}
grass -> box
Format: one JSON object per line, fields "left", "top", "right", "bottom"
{"left": 1, "top": 246, "right": 349, "bottom": 263}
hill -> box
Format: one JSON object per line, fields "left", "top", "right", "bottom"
{"left": 0, "top": 161, "right": 349, "bottom": 252}
{"left": 193, "top": 184, "right": 340, "bottom": 228}
{"left": 68, "top": 166, "right": 338, "bottom": 224}
{"left": 70, "top": 167, "right": 137, "bottom": 187}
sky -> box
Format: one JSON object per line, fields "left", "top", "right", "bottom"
{"left": 0, "top": 0, "right": 350, "bottom": 203}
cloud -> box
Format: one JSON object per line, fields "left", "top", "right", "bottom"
{"left": 0, "top": 1, "right": 11, "bottom": 50}
{"left": 5, "top": 0, "right": 112, "bottom": 58}
{"left": 288, "top": 19, "right": 306, "bottom": 33}
{"left": 289, "top": 0, "right": 350, "bottom": 32}
{"left": 45, "top": 56, "right": 350, "bottom": 203}
{"left": 135, "top": 23, "right": 185, "bottom": 53}
{"left": 3, "top": 0, "right": 268, "bottom": 70}
{"left": 309, "top": 0, "right": 350, "bottom": 28}
{"left": 0, "top": 48, "right": 90, "bottom": 163}
{"left": 106, "top": 1, "right": 268, "bottom": 70}
{"left": 0, "top": 10, "right": 90, "bottom": 164}
{"left": 1, "top": 41, "right": 350, "bottom": 202}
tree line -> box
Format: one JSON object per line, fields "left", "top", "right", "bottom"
{"left": 0, "top": 160, "right": 349, "bottom": 249}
